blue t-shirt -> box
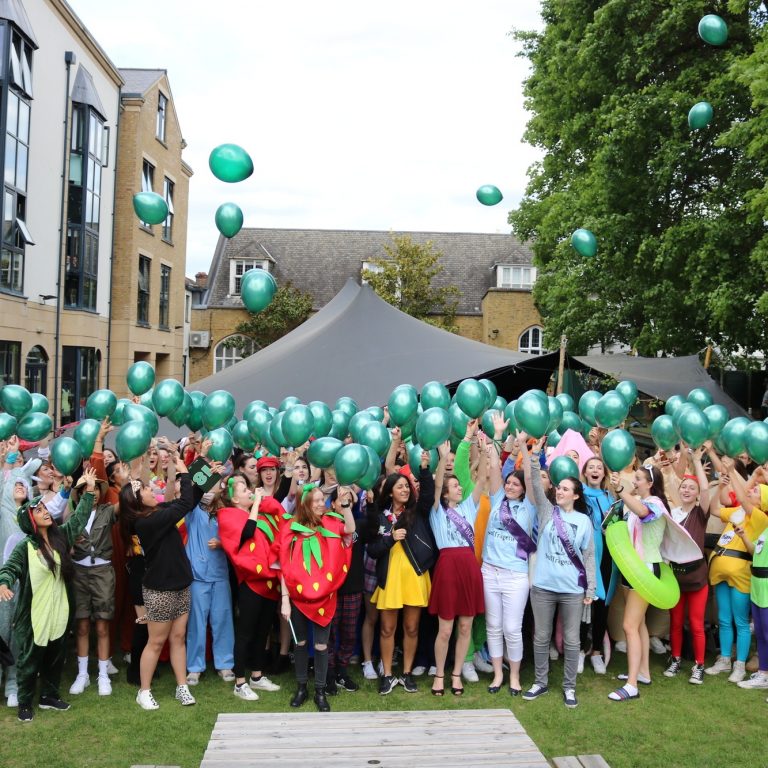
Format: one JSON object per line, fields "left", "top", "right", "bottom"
{"left": 184, "top": 504, "right": 229, "bottom": 583}
{"left": 482, "top": 489, "right": 536, "bottom": 573}
{"left": 430, "top": 496, "right": 478, "bottom": 550}
{"left": 533, "top": 509, "right": 593, "bottom": 594}
{"left": 583, "top": 486, "right": 610, "bottom": 600}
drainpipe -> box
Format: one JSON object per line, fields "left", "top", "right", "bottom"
{"left": 105, "top": 88, "right": 121, "bottom": 389}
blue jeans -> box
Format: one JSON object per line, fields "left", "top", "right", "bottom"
{"left": 714, "top": 581, "right": 751, "bottom": 662}
{"left": 186, "top": 579, "right": 235, "bottom": 672}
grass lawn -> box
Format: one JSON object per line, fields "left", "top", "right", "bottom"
{"left": 1, "top": 651, "right": 764, "bottom": 768}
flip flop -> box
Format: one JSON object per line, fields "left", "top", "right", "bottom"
{"left": 608, "top": 685, "right": 640, "bottom": 701}
{"left": 617, "top": 673, "right": 651, "bottom": 685}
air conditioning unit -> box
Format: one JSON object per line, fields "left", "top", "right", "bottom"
{"left": 189, "top": 331, "right": 210, "bottom": 348}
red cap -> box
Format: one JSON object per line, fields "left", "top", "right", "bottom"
{"left": 257, "top": 456, "right": 280, "bottom": 471}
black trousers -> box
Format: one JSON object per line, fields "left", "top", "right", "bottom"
{"left": 233, "top": 583, "right": 277, "bottom": 677}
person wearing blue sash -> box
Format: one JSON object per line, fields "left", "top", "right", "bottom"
{"left": 428, "top": 438, "right": 488, "bottom": 696}
{"left": 519, "top": 433, "right": 596, "bottom": 709}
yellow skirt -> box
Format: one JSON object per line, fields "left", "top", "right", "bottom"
{"left": 371, "top": 541, "right": 431, "bottom": 609}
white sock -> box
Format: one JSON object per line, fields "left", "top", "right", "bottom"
{"left": 623, "top": 683, "right": 638, "bottom": 695}
{"left": 98, "top": 659, "right": 109, "bottom": 678}
{"left": 77, "top": 656, "right": 88, "bottom": 675}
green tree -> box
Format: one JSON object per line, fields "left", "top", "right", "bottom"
{"left": 365, "top": 234, "right": 459, "bottom": 332}
{"left": 227, "top": 281, "right": 313, "bottom": 354}
{"left": 510, "top": 0, "right": 767, "bottom": 359}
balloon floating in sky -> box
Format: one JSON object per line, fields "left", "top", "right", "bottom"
{"left": 240, "top": 268, "right": 277, "bottom": 313}
{"left": 209, "top": 143, "right": 254, "bottom": 183}
{"left": 571, "top": 228, "right": 597, "bottom": 258}
{"left": 476, "top": 185, "right": 503, "bottom": 206}
{"left": 132, "top": 192, "right": 169, "bottom": 225}
{"left": 698, "top": 14, "right": 728, "bottom": 46}
{"left": 688, "top": 101, "right": 713, "bottom": 130}
{"left": 215, "top": 202, "right": 244, "bottom": 238}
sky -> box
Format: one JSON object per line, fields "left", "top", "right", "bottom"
{"left": 68, "top": 1, "right": 544, "bottom": 277}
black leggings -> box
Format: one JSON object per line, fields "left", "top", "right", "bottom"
{"left": 233, "top": 584, "right": 277, "bottom": 678}
{"left": 291, "top": 605, "right": 331, "bottom": 687}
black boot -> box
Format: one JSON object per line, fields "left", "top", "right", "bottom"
{"left": 314, "top": 686, "right": 331, "bottom": 712}
{"left": 290, "top": 683, "right": 308, "bottom": 708}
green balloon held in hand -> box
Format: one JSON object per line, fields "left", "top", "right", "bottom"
{"left": 279, "top": 396, "right": 301, "bottom": 413}
{"left": 388, "top": 385, "right": 419, "bottom": 426}
{"left": 615, "top": 380, "right": 638, "bottom": 408}
{"left": 126, "top": 361, "right": 155, "bottom": 396}
{"left": 123, "top": 403, "right": 159, "bottom": 437}
{"left": 476, "top": 185, "right": 503, "bottom": 206}
{"left": 335, "top": 397, "right": 359, "bottom": 419}
{"left": 29, "top": 393, "right": 50, "bottom": 414}
{"left": 514, "top": 391, "right": 549, "bottom": 438}
{"left": 308, "top": 401, "right": 333, "bottom": 437}
{"left": 282, "top": 404, "right": 315, "bottom": 446}
{"left": 358, "top": 421, "right": 391, "bottom": 458}
{"left": 455, "top": 379, "right": 487, "bottom": 419}
{"left": 72, "top": 418, "right": 101, "bottom": 456}
{"left": 555, "top": 393, "right": 575, "bottom": 413}
{"left": 269, "top": 412, "right": 288, "bottom": 448}
{"left": 202, "top": 390, "right": 236, "bottom": 431}
{"left": 570, "top": 228, "right": 597, "bottom": 258}
{"left": 720, "top": 417, "right": 751, "bottom": 457}
{"left": 152, "top": 379, "right": 185, "bottom": 417}
{"left": 168, "top": 392, "right": 193, "bottom": 428}
{"left": 698, "top": 14, "right": 728, "bottom": 46}
{"left": 578, "top": 390, "right": 601, "bottom": 426}
{"left": 206, "top": 427, "right": 234, "bottom": 463}
{"left": 232, "top": 420, "right": 257, "bottom": 452}
{"left": 688, "top": 102, "right": 713, "bottom": 130}
{"left": 132, "top": 192, "right": 168, "bottom": 225}
{"left": 651, "top": 415, "right": 677, "bottom": 451}
{"left": 746, "top": 421, "right": 768, "bottom": 464}
{"left": 549, "top": 455, "right": 579, "bottom": 486}
{"left": 348, "top": 410, "right": 374, "bottom": 442}
{"left": 559, "top": 410, "right": 582, "bottom": 435}
{"left": 677, "top": 407, "right": 710, "bottom": 449}
{"left": 357, "top": 446, "right": 383, "bottom": 490}
{"left": 547, "top": 397, "right": 564, "bottom": 433}
{"left": 594, "top": 391, "right": 629, "bottom": 429}
{"left": 215, "top": 202, "right": 244, "bottom": 238}
{"left": 664, "top": 394, "right": 686, "bottom": 417}
{"left": 420, "top": 381, "right": 451, "bottom": 411}
{"left": 601, "top": 429, "right": 636, "bottom": 472}
{"left": 334, "top": 443, "right": 370, "bottom": 485}
{"left": 415, "top": 407, "right": 452, "bottom": 451}
{"left": 0, "top": 384, "right": 32, "bottom": 419}
{"left": 687, "top": 387, "right": 713, "bottom": 410}
{"left": 16, "top": 412, "right": 52, "bottom": 442}
{"left": 307, "top": 436, "right": 344, "bottom": 469}
{"left": 86, "top": 389, "right": 117, "bottom": 421}
{"left": 329, "top": 409, "right": 351, "bottom": 440}
{"left": 51, "top": 436, "right": 83, "bottom": 475}
{"left": 209, "top": 143, "right": 254, "bottom": 183}
{"left": 0, "top": 413, "right": 17, "bottom": 440}
{"left": 703, "top": 404, "right": 728, "bottom": 439}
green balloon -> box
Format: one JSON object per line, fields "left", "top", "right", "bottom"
{"left": 688, "top": 101, "right": 713, "bottom": 130}
{"left": 556, "top": 393, "right": 575, "bottom": 412}
{"left": 29, "top": 393, "right": 50, "bottom": 414}
{"left": 615, "top": 380, "right": 638, "bottom": 407}
{"left": 549, "top": 455, "right": 580, "bottom": 486}
{"left": 186, "top": 392, "right": 205, "bottom": 432}
{"left": 230, "top": 420, "right": 255, "bottom": 451}
{"left": 664, "top": 394, "right": 686, "bottom": 417}
{"left": 241, "top": 269, "right": 276, "bottom": 313}
{"left": 677, "top": 407, "right": 709, "bottom": 449}
{"left": 547, "top": 429, "right": 562, "bottom": 448}
{"left": 476, "top": 184, "right": 503, "bottom": 206}
{"left": 559, "top": 410, "right": 582, "bottom": 435}
{"left": 203, "top": 390, "right": 236, "bottom": 430}
{"left": 358, "top": 421, "right": 391, "bottom": 458}
{"left": 152, "top": 379, "right": 185, "bottom": 417}
{"left": 746, "top": 421, "right": 768, "bottom": 464}
{"left": 279, "top": 396, "right": 301, "bottom": 413}
{"left": 139, "top": 389, "right": 155, "bottom": 411}
{"left": 366, "top": 406, "right": 385, "bottom": 421}
{"left": 215, "top": 202, "right": 244, "bottom": 238}
{"left": 595, "top": 391, "right": 629, "bottom": 429}
{"left": 126, "top": 361, "right": 155, "bottom": 396}
{"left": 408, "top": 442, "right": 438, "bottom": 475}
{"left": 415, "top": 407, "right": 452, "bottom": 450}
{"left": 687, "top": 388, "right": 714, "bottom": 410}
{"left": 334, "top": 443, "right": 370, "bottom": 485}
{"left": 479, "top": 379, "right": 498, "bottom": 408}
{"left": 308, "top": 401, "right": 333, "bottom": 437}
{"left": 720, "top": 417, "right": 751, "bottom": 457}
{"left": 329, "top": 409, "right": 351, "bottom": 440}
{"left": 123, "top": 403, "right": 159, "bottom": 437}
{"left": 247, "top": 407, "right": 272, "bottom": 443}
{"left": 698, "top": 14, "right": 728, "bottom": 46}
{"left": 481, "top": 409, "right": 497, "bottom": 440}
{"left": 388, "top": 385, "right": 419, "bottom": 426}
{"left": 269, "top": 412, "right": 288, "bottom": 448}
{"left": 114, "top": 421, "right": 150, "bottom": 463}
{"left": 243, "top": 400, "right": 269, "bottom": 422}
{"left": 571, "top": 228, "right": 597, "bottom": 258}
{"left": 132, "top": 192, "right": 168, "bottom": 225}
{"left": 492, "top": 395, "right": 508, "bottom": 413}
{"left": 282, "top": 405, "right": 315, "bottom": 446}
{"left": 1, "top": 384, "right": 32, "bottom": 419}
{"left": 168, "top": 392, "right": 193, "bottom": 428}
{"left": 503, "top": 401, "right": 518, "bottom": 433}
{"left": 110, "top": 398, "right": 132, "bottom": 427}
{"left": 207, "top": 427, "right": 234, "bottom": 463}
{"left": 348, "top": 410, "right": 374, "bottom": 442}
{"left": 420, "top": 381, "right": 451, "bottom": 410}
{"left": 85, "top": 389, "right": 117, "bottom": 421}
{"left": 703, "top": 404, "right": 728, "bottom": 439}
{"left": 547, "top": 397, "right": 564, "bottom": 433}
{"left": 16, "top": 412, "right": 52, "bottom": 442}
{"left": 0, "top": 413, "right": 17, "bottom": 440}
{"left": 672, "top": 403, "right": 699, "bottom": 434}
{"left": 72, "top": 418, "right": 101, "bottom": 456}
{"left": 578, "top": 390, "right": 601, "bottom": 426}
{"left": 209, "top": 143, "right": 254, "bottom": 183}
{"left": 450, "top": 402, "right": 472, "bottom": 438}
{"left": 357, "top": 446, "right": 383, "bottom": 490}
{"left": 51, "top": 436, "right": 83, "bottom": 475}
{"left": 335, "top": 397, "right": 359, "bottom": 419}
{"left": 651, "top": 415, "right": 677, "bottom": 451}
{"left": 307, "top": 436, "right": 344, "bottom": 469}
{"left": 601, "top": 429, "right": 637, "bottom": 472}
{"left": 400, "top": 413, "right": 419, "bottom": 442}
{"left": 455, "top": 379, "right": 487, "bottom": 419}
{"left": 514, "top": 391, "right": 550, "bottom": 438}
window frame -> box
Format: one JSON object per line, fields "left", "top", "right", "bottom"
{"left": 496, "top": 265, "right": 537, "bottom": 290}
{"left": 137, "top": 255, "right": 151, "bottom": 325}
{"left": 162, "top": 177, "right": 174, "bottom": 242}
{"left": 228, "top": 259, "right": 269, "bottom": 295}
{"left": 156, "top": 92, "right": 167, "bottom": 142}
{"left": 214, "top": 335, "right": 258, "bottom": 374}
{"left": 518, "top": 325, "right": 545, "bottom": 355}
{"left": 159, "top": 264, "right": 171, "bottom": 329}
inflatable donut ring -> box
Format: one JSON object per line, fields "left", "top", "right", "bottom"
{"left": 605, "top": 520, "right": 680, "bottom": 609}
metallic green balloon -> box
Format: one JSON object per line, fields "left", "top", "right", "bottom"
{"left": 357, "top": 446, "right": 383, "bottom": 490}
{"left": 594, "top": 391, "right": 629, "bottom": 429}
{"left": 358, "top": 421, "right": 391, "bottom": 458}
{"left": 578, "top": 390, "right": 601, "bottom": 426}
{"left": 559, "top": 410, "right": 582, "bottom": 435}
{"left": 479, "top": 379, "right": 497, "bottom": 408}
{"left": 549, "top": 455, "right": 580, "bottom": 486}
{"left": 247, "top": 407, "right": 272, "bottom": 443}
{"left": 420, "top": 381, "right": 451, "bottom": 411}
{"left": 16, "top": 412, "right": 52, "bottom": 442}
{"left": 514, "top": 391, "right": 550, "bottom": 438}
{"left": 269, "top": 411, "right": 288, "bottom": 448}
{"left": 334, "top": 443, "right": 370, "bottom": 485}
{"left": 123, "top": 403, "right": 159, "bottom": 437}
{"left": 282, "top": 404, "right": 315, "bottom": 446}
{"left": 110, "top": 398, "right": 132, "bottom": 427}
{"left": 600, "top": 429, "right": 636, "bottom": 472}
{"left": 450, "top": 402, "right": 472, "bottom": 438}
{"left": 29, "top": 393, "right": 50, "bottom": 414}
{"left": 366, "top": 406, "right": 385, "bottom": 421}
{"left": 202, "top": 390, "right": 236, "bottom": 431}
{"left": 455, "top": 379, "right": 487, "bottom": 419}
{"left": 207, "top": 427, "right": 234, "bottom": 463}
{"left": 664, "top": 394, "right": 686, "bottom": 417}
{"left": 51, "top": 436, "right": 83, "bottom": 475}
{"left": 399, "top": 413, "right": 419, "bottom": 442}
{"left": 232, "top": 420, "right": 257, "bottom": 452}
{"left": 476, "top": 184, "right": 503, "bottom": 206}
{"left": 328, "top": 409, "right": 351, "bottom": 440}
{"left": 703, "top": 404, "right": 728, "bottom": 439}
{"left": 547, "top": 397, "right": 564, "bottom": 433}
{"left": 279, "top": 396, "right": 301, "bottom": 413}
{"left": 651, "top": 415, "right": 677, "bottom": 451}
{"left": 241, "top": 269, "right": 276, "bottom": 313}
{"left": 555, "top": 393, "right": 575, "bottom": 412}
{"left": 546, "top": 429, "right": 562, "bottom": 448}
{"left": 72, "top": 418, "right": 101, "bottom": 456}
{"left": 126, "top": 361, "right": 155, "bottom": 396}
{"left": 481, "top": 409, "right": 497, "bottom": 439}
{"left": 688, "top": 101, "right": 713, "bottom": 130}
{"left": 209, "top": 143, "right": 254, "bottom": 183}
{"left": 698, "top": 14, "right": 728, "bottom": 46}
{"left": 492, "top": 395, "right": 508, "bottom": 413}
{"left": 348, "top": 410, "right": 374, "bottom": 443}
{"left": 132, "top": 192, "right": 168, "bottom": 225}
{"left": 503, "top": 401, "right": 518, "bottom": 433}
{"left": 0, "top": 413, "right": 17, "bottom": 440}
{"left": 307, "top": 436, "right": 344, "bottom": 469}
{"left": 388, "top": 385, "right": 419, "bottom": 426}
{"left": 86, "top": 389, "right": 117, "bottom": 421}
{"left": 720, "top": 417, "right": 751, "bottom": 457}
{"left": 0, "top": 384, "right": 32, "bottom": 419}
{"left": 615, "top": 380, "right": 638, "bottom": 407}
{"left": 415, "top": 407, "right": 452, "bottom": 450}
{"left": 308, "top": 401, "right": 333, "bottom": 437}
{"left": 243, "top": 400, "right": 269, "bottom": 422}
{"left": 168, "top": 392, "right": 193, "bottom": 428}
{"left": 746, "top": 421, "right": 768, "bottom": 464}
{"left": 407, "top": 441, "right": 438, "bottom": 475}
{"left": 215, "top": 202, "right": 244, "bottom": 238}
{"left": 152, "top": 379, "right": 185, "bottom": 417}
{"left": 186, "top": 391, "right": 206, "bottom": 432}
{"left": 687, "top": 388, "right": 713, "bottom": 410}
{"left": 335, "top": 397, "right": 359, "bottom": 419}
{"left": 571, "top": 228, "right": 597, "bottom": 258}
{"left": 139, "top": 389, "right": 155, "bottom": 411}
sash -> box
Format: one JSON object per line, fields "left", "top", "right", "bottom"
{"left": 499, "top": 498, "right": 536, "bottom": 561}
{"left": 443, "top": 504, "right": 474, "bottom": 548}
{"left": 552, "top": 507, "right": 587, "bottom": 590}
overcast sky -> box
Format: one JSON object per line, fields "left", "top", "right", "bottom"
{"left": 69, "top": 1, "right": 543, "bottom": 276}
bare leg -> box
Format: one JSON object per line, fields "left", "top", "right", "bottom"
{"left": 75, "top": 618, "right": 90, "bottom": 658}
{"left": 168, "top": 613, "right": 189, "bottom": 685}
{"left": 623, "top": 587, "right": 650, "bottom": 688}
{"left": 433, "top": 617, "right": 454, "bottom": 692}
{"left": 140, "top": 620, "right": 172, "bottom": 690}
{"left": 402, "top": 605, "right": 422, "bottom": 674}
{"left": 379, "top": 609, "right": 398, "bottom": 676}
{"left": 95, "top": 619, "right": 110, "bottom": 661}
{"left": 362, "top": 595, "right": 378, "bottom": 663}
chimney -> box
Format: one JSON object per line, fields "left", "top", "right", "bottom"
{"left": 195, "top": 271, "right": 208, "bottom": 288}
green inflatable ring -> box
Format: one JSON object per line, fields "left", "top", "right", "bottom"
{"left": 605, "top": 520, "right": 680, "bottom": 609}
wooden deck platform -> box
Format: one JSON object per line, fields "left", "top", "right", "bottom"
{"left": 199, "top": 708, "right": 550, "bottom": 768}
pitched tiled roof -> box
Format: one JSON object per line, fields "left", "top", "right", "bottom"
{"left": 118, "top": 68, "right": 165, "bottom": 97}
{"left": 202, "top": 228, "right": 534, "bottom": 314}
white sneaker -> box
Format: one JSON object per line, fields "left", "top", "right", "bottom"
{"left": 249, "top": 675, "right": 280, "bottom": 692}
{"left": 428, "top": 666, "right": 437, "bottom": 676}
{"left": 737, "top": 672, "right": 768, "bottom": 689}
{"left": 590, "top": 655, "right": 607, "bottom": 675}
{"left": 461, "top": 661, "right": 479, "bottom": 682}
{"left": 97, "top": 675, "right": 112, "bottom": 696}
{"left": 362, "top": 661, "right": 378, "bottom": 680}
{"left": 122, "top": 652, "right": 131, "bottom": 664}
{"left": 217, "top": 669, "right": 236, "bottom": 682}
{"left": 186, "top": 672, "right": 201, "bottom": 686}
{"left": 649, "top": 636, "right": 667, "bottom": 655}
{"left": 106, "top": 659, "right": 119, "bottom": 676}
{"left": 377, "top": 660, "right": 385, "bottom": 677}
{"left": 69, "top": 673, "right": 90, "bottom": 695}
{"left": 549, "top": 643, "right": 559, "bottom": 661}
{"left": 175, "top": 684, "right": 196, "bottom": 706}
{"left": 473, "top": 651, "right": 493, "bottom": 674}
{"left": 234, "top": 682, "right": 259, "bottom": 701}
{"left": 577, "top": 652, "right": 585, "bottom": 674}
{"left": 7, "top": 693, "right": 18, "bottom": 708}
{"left": 705, "top": 656, "right": 732, "bottom": 675}
{"left": 728, "top": 661, "right": 747, "bottom": 683}
{"left": 411, "top": 665, "right": 426, "bottom": 676}
{"left": 614, "top": 640, "right": 627, "bottom": 653}
{"left": 136, "top": 689, "right": 159, "bottom": 710}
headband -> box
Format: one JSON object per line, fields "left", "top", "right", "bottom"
{"left": 682, "top": 473, "right": 700, "bottom": 485}
{"left": 642, "top": 464, "right": 654, "bottom": 481}
{"left": 130, "top": 479, "right": 142, "bottom": 501}
{"left": 301, "top": 483, "right": 315, "bottom": 503}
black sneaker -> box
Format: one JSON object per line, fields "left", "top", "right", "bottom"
{"left": 401, "top": 673, "right": 418, "bottom": 693}
{"left": 663, "top": 657, "right": 682, "bottom": 678}
{"left": 563, "top": 688, "right": 578, "bottom": 709}
{"left": 689, "top": 664, "right": 705, "bottom": 685}
{"left": 18, "top": 705, "right": 33, "bottom": 723}
{"left": 378, "top": 674, "right": 398, "bottom": 695}
{"left": 38, "top": 696, "right": 71, "bottom": 711}
{"left": 336, "top": 673, "right": 359, "bottom": 692}
{"left": 325, "top": 677, "right": 338, "bottom": 696}
{"left": 522, "top": 684, "right": 549, "bottom": 701}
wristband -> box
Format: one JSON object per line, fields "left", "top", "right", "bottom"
{"left": 616, "top": 486, "right": 624, "bottom": 494}
{"left": 6, "top": 452, "right": 18, "bottom": 464}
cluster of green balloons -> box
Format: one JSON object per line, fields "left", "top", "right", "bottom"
{"left": 0, "top": 384, "right": 52, "bottom": 442}
{"left": 209, "top": 143, "right": 252, "bottom": 239}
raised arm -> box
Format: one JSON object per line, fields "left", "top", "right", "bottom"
{"left": 433, "top": 441, "right": 451, "bottom": 511}
{"left": 385, "top": 427, "right": 402, "bottom": 476}
{"left": 472, "top": 436, "right": 490, "bottom": 505}
{"left": 518, "top": 431, "right": 553, "bottom": 525}
{"left": 608, "top": 472, "right": 654, "bottom": 517}
{"left": 454, "top": 419, "right": 478, "bottom": 499}
{"left": 691, "top": 447, "right": 711, "bottom": 512}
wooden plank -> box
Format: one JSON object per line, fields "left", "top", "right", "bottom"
{"left": 552, "top": 759, "right": 584, "bottom": 768}
{"left": 201, "top": 757, "right": 542, "bottom": 768}
{"left": 215, "top": 709, "right": 512, "bottom": 722}
{"left": 577, "top": 757, "right": 611, "bottom": 768}
{"left": 204, "top": 740, "right": 542, "bottom": 756}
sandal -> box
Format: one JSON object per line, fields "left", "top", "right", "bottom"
{"left": 617, "top": 673, "right": 651, "bottom": 685}
{"left": 431, "top": 675, "right": 445, "bottom": 696}
{"left": 608, "top": 685, "right": 640, "bottom": 701}
{"left": 451, "top": 673, "right": 464, "bottom": 696}
{"left": 487, "top": 682, "right": 502, "bottom": 694}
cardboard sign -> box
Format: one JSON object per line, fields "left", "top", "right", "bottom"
{"left": 188, "top": 457, "right": 221, "bottom": 492}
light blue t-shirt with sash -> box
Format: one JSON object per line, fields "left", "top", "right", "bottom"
{"left": 430, "top": 496, "right": 478, "bottom": 550}
{"left": 533, "top": 509, "right": 593, "bottom": 594}
{"left": 482, "top": 489, "right": 536, "bottom": 574}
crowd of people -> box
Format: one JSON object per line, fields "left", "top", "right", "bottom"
{"left": 1, "top": 403, "right": 768, "bottom": 722}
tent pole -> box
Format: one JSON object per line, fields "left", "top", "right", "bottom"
{"left": 556, "top": 334, "right": 567, "bottom": 395}
{"left": 703, "top": 345, "right": 712, "bottom": 369}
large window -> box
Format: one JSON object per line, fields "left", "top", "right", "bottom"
{"left": 61, "top": 346, "right": 100, "bottom": 424}
{"left": 162, "top": 177, "right": 174, "bottom": 242}
{"left": 156, "top": 92, "right": 167, "bottom": 141}
{"left": 519, "top": 326, "right": 545, "bottom": 355}
{"left": 496, "top": 265, "right": 537, "bottom": 290}
{"left": 214, "top": 335, "right": 257, "bottom": 373}
{"left": 159, "top": 264, "right": 170, "bottom": 328}
{"left": 137, "top": 255, "right": 151, "bottom": 324}
{"left": 0, "top": 339, "right": 20, "bottom": 386}
{"left": 25, "top": 345, "right": 47, "bottom": 394}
